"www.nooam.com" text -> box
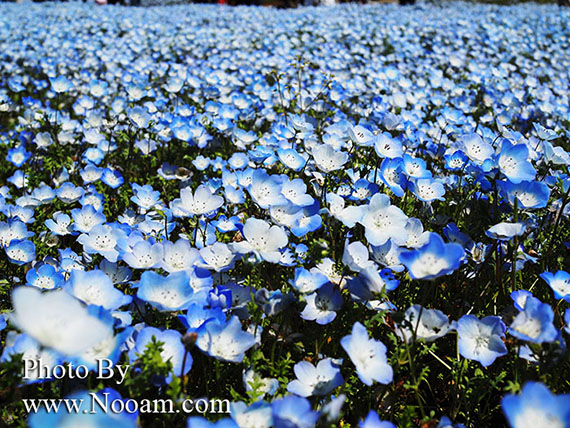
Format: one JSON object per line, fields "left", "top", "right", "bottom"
{"left": 23, "top": 393, "right": 230, "bottom": 415}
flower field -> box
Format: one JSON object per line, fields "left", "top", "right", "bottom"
{"left": 1, "top": 2, "right": 570, "bottom": 427}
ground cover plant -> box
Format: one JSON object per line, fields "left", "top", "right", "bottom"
{"left": 0, "top": 2, "right": 570, "bottom": 427}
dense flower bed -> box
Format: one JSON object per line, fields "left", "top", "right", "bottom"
{"left": 1, "top": 2, "right": 570, "bottom": 427}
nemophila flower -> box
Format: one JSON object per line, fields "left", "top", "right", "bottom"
{"left": 197, "top": 316, "right": 255, "bottom": 363}
{"left": 129, "top": 327, "right": 191, "bottom": 381}
{"left": 281, "top": 178, "right": 314, "bottom": 207}
{"left": 230, "top": 401, "right": 273, "bottom": 428}
{"left": 49, "top": 75, "right": 72, "bottom": 93}
{"left": 100, "top": 259, "right": 132, "bottom": 284}
{"left": 341, "top": 322, "right": 393, "bottom": 386}
{"left": 10, "top": 287, "right": 114, "bottom": 357}
{"left": 497, "top": 140, "right": 536, "bottom": 183}
{"left": 71, "top": 205, "right": 106, "bottom": 233}
{"left": 26, "top": 263, "right": 64, "bottom": 289}
{"left": 84, "top": 147, "right": 105, "bottom": 165}
{"left": 402, "top": 154, "right": 432, "bottom": 179}
{"left": 539, "top": 271, "right": 570, "bottom": 302}
{"left": 543, "top": 141, "right": 570, "bottom": 165}
{"left": 343, "top": 240, "right": 373, "bottom": 272}
{"left": 131, "top": 183, "right": 161, "bottom": 210}
{"left": 199, "top": 242, "right": 235, "bottom": 272}
{"left": 349, "top": 124, "right": 375, "bottom": 147}
{"left": 312, "top": 144, "right": 349, "bottom": 173}
{"left": 397, "top": 305, "right": 454, "bottom": 342}
{"left": 399, "top": 233, "right": 464, "bottom": 280}
{"left": 411, "top": 178, "right": 446, "bottom": 202}
{"left": 212, "top": 215, "right": 240, "bottom": 233}
{"left": 290, "top": 267, "right": 329, "bottom": 294}
{"left": 404, "top": 218, "right": 430, "bottom": 248}
{"left": 301, "top": 283, "right": 343, "bottom": 325}
{"left": 360, "top": 193, "right": 408, "bottom": 246}
{"left": 45, "top": 212, "right": 73, "bottom": 236}
{"left": 271, "top": 396, "right": 320, "bottom": 428}
{"left": 509, "top": 296, "right": 558, "bottom": 343}
{"left": 511, "top": 289, "right": 533, "bottom": 311}
{"left": 7, "top": 146, "right": 31, "bottom": 167}
{"left": 486, "top": 222, "right": 526, "bottom": 240}
{"left": 208, "top": 286, "right": 232, "bottom": 309}
{"left": 171, "top": 184, "right": 224, "bottom": 217}
{"left": 277, "top": 148, "right": 308, "bottom": 171}
{"left": 6, "top": 239, "right": 35, "bottom": 265}
{"left": 247, "top": 170, "right": 286, "bottom": 209}
{"left": 374, "top": 133, "right": 403, "bottom": 159}
{"left": 128, "top": 106, "right": 151, "bottom": 129}
{"left": 360, "top": 411, "right": 396, "bottom": 428}
{"left": 444, "top": 150, "right": 469, "bottom": 171}
{"left": 287, "top": 358, "right": 344, "bottom": 397}
{"left": 565, "top": 309, "right": 570, "bottom": 335}
{"left": 31, "top": 185, "right": 56, "bottom": 205}
{"left": 230, "top": 217, "right": 288, "bottom": 263}
{"left": 56, "top": 182, "right": 84, "bottom": 203}
{"left": 499, "top": 180, "right": 550, "bottom": 209}
{"left": 379, "top": 157, "right": 407, "bottom": 197}
{"left": 326, "top": 192, "right": 363, "bottom": 227}
{"left": 461, "top": 133, "right": 494, "bottom": 164}
{"left": 101, "top": 168, "right": 124, "bottom": 189}
{"left": 77, "top": 223, "right": 128, "bottom": 262}
{"left": 502, "top": 382, "right": 570, "bottom": 428}
{"left": 137, "top": 271, "right": 194, "bottom": 311}
{"left": 457, "top": 315, "right": 507, "bottom": 367}
{"left": 181, "top": 303, "right": 225, "bottom": 334}
{"left": 160, "top": 238, "right": 200, "bottom": 272}
{"left": 65, "top": 269, "right": 131, "bottom": 311}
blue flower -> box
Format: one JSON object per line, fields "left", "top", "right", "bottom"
{"left": 397, "top": 305, "right": 454, "bottom": 342}
{"left": 49, "top": 75, "right": 73, "bottom": 93}
{"left": 341, "top": 322, "right": 393, "bottom": 386}
{"left": 65, "top": 269, "right": 132, "bottom": 311}
{"left": 170, "top": 184, "right": 224, "bottom": 217}
{"left": 312, "top": 144, "right": 349, "bottom": 173}
{"left": 499, "top": 180, "right": 550, "bottom": 209}
{"left": 411, "top": 178, "right": 445, "bottom": 202}
{"left": 301, "top": 283, "right": 343, "bottom": 325}
{"left": 277, "top": 148, "right": 308, "bottom": 171}
{"left": 399, "top": 233, "right": 464, "bottom": 280}
{"left": 229, "top": 217, "right": 288, "bottom": 263}
{"left": 457, "top": 315, "right": 507, "bottom": 367}
{"left": 539, "top": 271, "right": 570, "bottom": 302}
{"left": 509, "top": 296, "right": 558, "bottom": 343}
{"left": 502, "top": 382, "right": 570, "bottom": 428}
{"left": 485, "top": 222, "right": 526, "bottom": 240}
{"left": 271, "top": 396, "right": 320, "bottom": 428}
{"left": 137, "top": 271, "right": 194, "bottom": 312}
{"left": 7, "top": 146, "right": 31, "bottom": 167}
{"left": 287, "top": 358, "right": 344, "bottom": 397}
{"left": 290, "top": 267, "right": 330, "bottom": 294}
{"left": 497, "top": 140, "right": 536, "bottom": 183}
{"left": 359, "top": 193, "right": 408, "bottom": 246}
{"left": 5, "top": 239, "right": 35, "bottom": 265}
{"left": 77, "top": 224, "right": 128, "bottom": 262}
{"left": 196, "top": 316, "right": 255, "bottom": 363}
{"left": 374, "top": 133, "right": 403, "bottom": 159}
